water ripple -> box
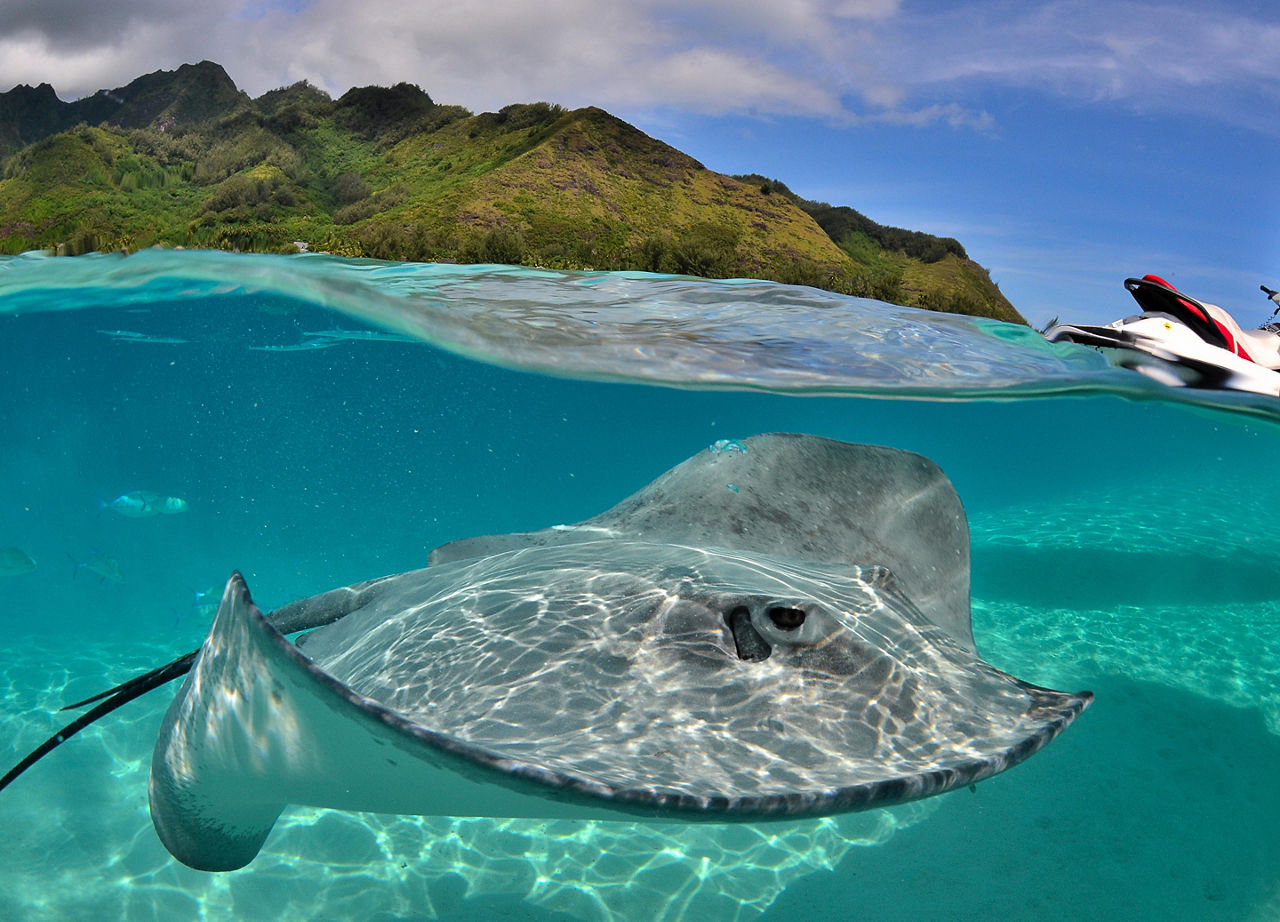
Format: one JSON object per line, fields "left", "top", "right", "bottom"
{"left": 3, "top": 250, "right": 1276, "bottom": 421}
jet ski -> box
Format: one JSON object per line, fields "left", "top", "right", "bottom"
{"left": 1045, "top": 275, "right": 1280, "bottom": 396}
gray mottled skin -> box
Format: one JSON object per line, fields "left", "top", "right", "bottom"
{"left": 430, "top": 433, "right": 973, "bottom": 650}
{"left": 149, "top": 433, "right": 1090, "bottom": 871}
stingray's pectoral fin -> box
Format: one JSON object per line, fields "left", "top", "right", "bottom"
{"left": 149, "top": 571, "right": 512, "bottom": 871}
{"left": 149, "top": 572, "right": 292, "bottom": 871}
{"left": 151, "top": 569, "right": 395, "bottom": 871}
{"left": 151, "top": 569, "right": 400, "bottom": 871}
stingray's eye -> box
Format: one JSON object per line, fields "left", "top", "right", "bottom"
{"left": 767, "top": 607, "right": 806, "bottom": 630}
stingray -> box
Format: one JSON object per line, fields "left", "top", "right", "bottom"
{"left": 1, "top": 433, "right": 1090, "bottom": 872}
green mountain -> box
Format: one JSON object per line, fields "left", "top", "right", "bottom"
{"left": 0, "top": 63, "right": 1023, "bottom": 323}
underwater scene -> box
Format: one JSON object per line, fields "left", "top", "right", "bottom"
{"left": 1, "top": 250, "right": 1278, "bottom": 921}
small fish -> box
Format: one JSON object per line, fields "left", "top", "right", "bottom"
{"left": 191, "top": 586, "right": 219, "bottom": 619}
{"left": 175, "top": 586, "right": 220, "bottom": 625}
{"left": 303, "top": 328, "right": 419, "bottom": 344}
{"left": 104, "top": 491, "right": 189, "bottom": 517}
{"left": 0, "top": 547, "right": 36, "bottom": 576}
{"left": 248, "top": 341, "right": 344, "bottom": 352}
{"left": 96, "top": 329, "right": 189, "bottom": 344}
{"left": 68, "top": 550, "right": 124, "bottom": 584}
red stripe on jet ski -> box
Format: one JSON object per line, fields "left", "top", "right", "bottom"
{"left": 1216, "top": 322, "right": 1239, "bottom": 356}
{"left": 1142, "top": 275, "right": 1210, "bottom": 323}
{"left": 1142, "top": 274, "right": 1257, "bottom": 364}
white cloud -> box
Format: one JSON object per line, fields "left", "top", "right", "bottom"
{"left": 0, "top": 28, "right": 182, "bottom": 95}
{"left": 863, "top": 103, "right": 995, "bottom": 132}
{"left": 623, "top": 47, "right": 846, "bottom": 116}
{"left": 0, "top": 0, "right": 1275, "bottom": 133}
{"left": 874, "top": 1, "right": 1280, "bottom": 112}
{"left": 247, "top": 0, "right": 854, "bottom": 117}
{"left": 0, "top": 0, "right": 937, "bottom": 125}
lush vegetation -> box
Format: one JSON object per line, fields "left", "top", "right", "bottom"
{"left": 731, "top": 175, "right": 1018, "bottom": 321}
{"left": 0, "top": 62, "right": 1024, "bottom": 323}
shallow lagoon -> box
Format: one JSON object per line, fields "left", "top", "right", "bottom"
{"left": 1, "top": 253, "right": 1278, "bottom": 921}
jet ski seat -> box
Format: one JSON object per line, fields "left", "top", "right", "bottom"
{"left": 1126, "top": 275, "right": 1280, "bottom": 370}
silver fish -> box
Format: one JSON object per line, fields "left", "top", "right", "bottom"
{"left": 0, "top": 547, "right": 36, "bottom": 576}
{"left": 104, "top": 492, "right": 189, "bottom": 517}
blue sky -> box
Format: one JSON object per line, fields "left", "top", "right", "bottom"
{"left": 1, "top": 0, "right": 1277, "bottom": 326}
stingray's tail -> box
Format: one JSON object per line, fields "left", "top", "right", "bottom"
{"left": 0, "top": 650, "right": 197, "bottom": 794}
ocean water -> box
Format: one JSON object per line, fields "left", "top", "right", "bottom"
{"left": 1, "top": 250, "right": 1278, "bottom": 921}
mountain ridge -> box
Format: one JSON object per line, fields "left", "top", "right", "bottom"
{"left": 0, "top": 63, "right": 1023, "bottom": 323}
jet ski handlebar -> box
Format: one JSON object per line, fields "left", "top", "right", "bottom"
{"left": 1263, "top": 285, "right": 1280, "bottom": 316}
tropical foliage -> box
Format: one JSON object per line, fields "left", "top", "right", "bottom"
{"left": 0, "top": 62, "right": 1024, "bottom": 323}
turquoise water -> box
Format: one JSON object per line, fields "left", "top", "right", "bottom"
{"left": 1, "top": 251, "right": 1279, "bottom": 921}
